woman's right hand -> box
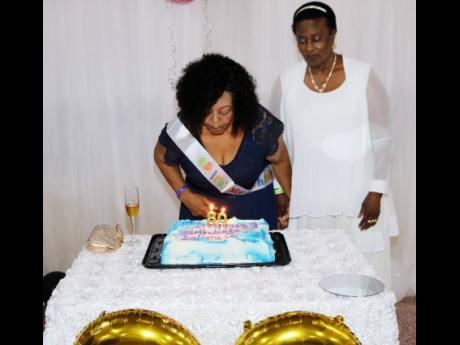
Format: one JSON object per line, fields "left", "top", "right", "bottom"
{"left": 179, "top": 189, "right": 212, "bottom": 218}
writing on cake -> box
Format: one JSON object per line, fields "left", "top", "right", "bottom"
{"left": 180, "top": 223, "right": 258, "bottom": 241}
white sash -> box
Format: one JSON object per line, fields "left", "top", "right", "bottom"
{"left": 166, "top": 118, "right": 273, "bottom": 195}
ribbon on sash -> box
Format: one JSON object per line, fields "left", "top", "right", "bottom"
{"left": 166, "top": 118, "right": 273, "bottom": 195}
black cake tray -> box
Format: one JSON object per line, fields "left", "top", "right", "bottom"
{"left": 142, "top": 231, "right": 291, "bottom": 269}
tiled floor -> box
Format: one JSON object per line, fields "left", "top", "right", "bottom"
{"left": 395, "top": 296, "right": 416, "bottom": 345}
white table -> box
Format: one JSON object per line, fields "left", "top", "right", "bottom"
{"left": 43, "top": 229, "right": 399, "bottom": 345}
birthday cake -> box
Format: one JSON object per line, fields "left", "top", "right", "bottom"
{"left": 160, "top": 218, "right": 276, "bottom": 265}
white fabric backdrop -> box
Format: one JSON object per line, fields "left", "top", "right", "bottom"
{"left": 43, "top": 0, "right": 415, "bottom": 298}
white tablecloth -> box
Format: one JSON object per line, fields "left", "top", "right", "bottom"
{"left": 43, "top": 229, "right": 399, "bottom": 345}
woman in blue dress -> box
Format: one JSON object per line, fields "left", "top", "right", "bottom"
{"left": 154, "top": 53, "right": 291, "bottom": 230}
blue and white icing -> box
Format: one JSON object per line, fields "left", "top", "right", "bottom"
{"left": 160, "top": 218, "right": 276, "bottom": 265}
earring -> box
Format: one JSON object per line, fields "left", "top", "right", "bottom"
{"left": 333, "top": 41, "right": 336, "bottom": 49}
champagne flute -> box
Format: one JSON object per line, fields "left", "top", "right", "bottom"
{"left": 125, "top": 186, "right": 139, "bottom": 244}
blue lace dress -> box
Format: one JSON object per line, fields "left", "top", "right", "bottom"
{"left": 158, "top": 105, "right": 284, "bottom": 230}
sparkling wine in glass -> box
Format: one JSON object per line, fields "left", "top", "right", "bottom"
{"left": 124, "top": 186, "right": 139, "bottom": 244}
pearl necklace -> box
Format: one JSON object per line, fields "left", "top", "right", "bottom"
{"left": 308, "top": 53, "right": 337, "bottom": 93}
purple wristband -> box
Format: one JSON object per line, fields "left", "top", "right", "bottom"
{"left": 175, "top": 184, "right": 188, "bottom": 199}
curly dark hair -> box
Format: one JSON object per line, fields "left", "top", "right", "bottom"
{"left": 176, "top": 53, "right": 259, "bottom": 139}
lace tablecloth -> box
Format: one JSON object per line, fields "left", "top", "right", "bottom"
{"left": 43, "top": 229, "right": 399, "bottom": 345}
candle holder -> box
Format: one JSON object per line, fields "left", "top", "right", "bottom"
{"left": 217, "top": 207, "right": 227, "bottom": 225}
{"left": 207, "top": 204, "right": 217, "bottom": 225}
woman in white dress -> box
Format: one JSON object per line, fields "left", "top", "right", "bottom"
{"left": 275, "top": 1, "right": 399, "bottom": 289}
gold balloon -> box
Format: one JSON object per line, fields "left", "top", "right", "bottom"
{"left": 74, "top": 309, "right": 200, "bottom": 345}
{"left": 235, "top": 311, "right": 362, "bottom": 345}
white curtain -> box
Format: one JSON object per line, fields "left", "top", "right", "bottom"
{"left": 43, "top": 0, "right": 415, "bottom": 298}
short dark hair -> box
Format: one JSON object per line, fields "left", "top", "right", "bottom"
{"left": 176, "top": 53, "right": 259, "bottom": 139}
{"left": 291, "top": 1, "right": 337, "bottom": 34}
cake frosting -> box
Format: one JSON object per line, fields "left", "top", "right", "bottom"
{"left": 160, "top": 218, "right": 276, "bottom": 265}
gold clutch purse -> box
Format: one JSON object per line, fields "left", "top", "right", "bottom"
{"left": 86, "top": 224, "right": 124, "bottom": 253}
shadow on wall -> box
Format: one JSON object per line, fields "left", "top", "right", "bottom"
{"left": 267, "top": 76, "right": 281, "bottom": 118}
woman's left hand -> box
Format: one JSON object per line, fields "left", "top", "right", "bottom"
{"left": 358, "top": 192, "right": 382, "bottom": 230}
{"left": 276, "top": 194, "right": 290, "bottom": 229}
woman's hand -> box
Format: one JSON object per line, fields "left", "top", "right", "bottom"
{"left": 179, "top": 189, "right": 212, "bottom": 218}
{"left": 276, "top": 194, "right": 290, "bottom": 229}
{"left": 358, "top": 192, "right": 382, "bottom": 230}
